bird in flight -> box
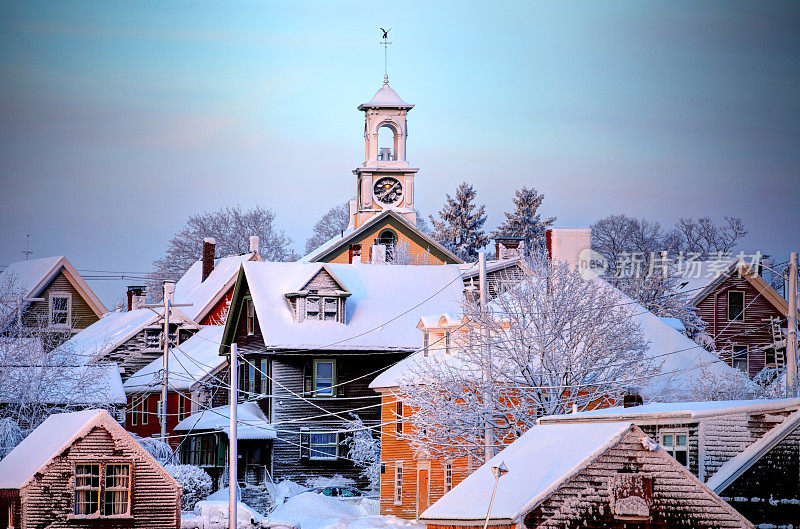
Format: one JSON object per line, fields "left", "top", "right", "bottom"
{"left": 380, "top": 28, "right": 391, "bottom": 40}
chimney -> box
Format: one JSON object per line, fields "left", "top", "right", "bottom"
{"left": 127, "top": 286, "right": 146, "bottom": 311}
{"left": 163, "top": 280, "right": 175, "bottom": 304}
{"left": 249, "top": 236, "right": 259, "bottom": 255}
{"left": 202, "top": 237, "right": 216, "bottom": 281}
{"left": 623, "top": 387, "right": 644, "bottom": 408}
{"left": 546, "top": 228, "right": 591, "bottom": 272}
{"left": 494, "top": 236, "right": 525, "bottom": 260}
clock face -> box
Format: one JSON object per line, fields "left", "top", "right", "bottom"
{"left": 373, "top": 177, "right": 403, "bottom": 205}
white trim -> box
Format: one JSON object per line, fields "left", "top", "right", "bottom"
{"left": 49, "top": 291, "right": 72, "bottom": 329}
{"left": 394, "top": 460, "right": 403, "bottom": 506}
{"left": 658, "top": 428, "right": 689, "bottom": 468}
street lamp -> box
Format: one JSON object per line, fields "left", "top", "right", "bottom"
{"left": 483, "top": 461, "right": 509, "bottom": 529}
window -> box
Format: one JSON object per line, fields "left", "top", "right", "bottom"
{"left": 660, "top": 431, "right": 689, "bottom": 467}
{"left": 74, "top": 464, "right": 100, "bottom": 515}
{"left": 313, "top": 359, "right": 336, "bottom": 397}
{"left": 178, "top": 394, "right": 189, "bottom": 421}
{"left": 732, "top": 345, "right": 749, "bottom": 373}
{"left": 259, "top": 359, "right": 268, "bottom": 394}
{"left": 103, "top": 464, "right": 131, "bottom": 516}
{"left": 50, "top": 293, "right": 71, "bottom": 327}
{"left": 395, "top": 400, "right": 403, "bottom": 434}
{"left": 249, "top": 363, "right": 256, "bottom": 394}
{"left": 422, "top": 332, "right": 429, "bottom": 357}
{"left": 305, "top": 296, "right": 342, "bottom": 322}
{"left": 129, "top": 400, "right": 137, "bottom": 426}
{"left": 378, "top": 230, "right": 397, "bottom": 262}
{"left": 445, "top": 331, "right": 451, "bottom": 354}
{"left": 141, "top": 396, "right": 148, "bottom": 425}
{"left": 245, "top": 298, "right": 255, "bottom": 335}
{"left": 394, "top": 461, "right": 403, "bottom": 506}
{"left": 728, "top": 291, "right": 745, "bottom": 321}
{"left": 181, "top": 434, "right": 218, "bottom": 467}
{"left": 145, "top": 329, "right": 161, "bottom": 349}
{"left": 444, "top": 461, "right": 453, "bottom": 492}
{"left": 309, "top": 432, "right": 338, "bottom": 460}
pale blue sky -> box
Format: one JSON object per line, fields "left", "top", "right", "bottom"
{"left": 1, "top": 1, "right": 798, "bottom": 305}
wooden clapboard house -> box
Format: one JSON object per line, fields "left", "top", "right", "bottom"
{"left": 680, "top": 259, "right": 793, "bottom": 377}
{"left": 217, "top": 261, "right": 466, "bottom": 488}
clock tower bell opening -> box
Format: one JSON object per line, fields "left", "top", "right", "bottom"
{"left": 353, "top": 75, "right": 419, "bottom": 229}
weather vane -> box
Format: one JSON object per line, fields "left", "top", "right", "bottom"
{"left": 380, "top": 28, "right": 392, "bottom": 79}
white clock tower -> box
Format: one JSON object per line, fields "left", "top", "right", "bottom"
{"left": 353, "top": 75, "right": 419, "bottom": 228}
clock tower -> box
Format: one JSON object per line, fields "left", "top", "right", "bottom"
{"left": 353, "top": 75, "right": 419, "bottom": 228}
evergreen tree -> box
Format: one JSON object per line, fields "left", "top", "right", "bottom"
{"left": 494, "top": 186, "right": 555, "bottom": 256}
{"left": 429, "top": 182, "right": 489, "bottom": 262}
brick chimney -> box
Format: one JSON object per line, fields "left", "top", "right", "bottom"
{"left": 202, "top": 237, "right": 216, "bottom": 282}
{"left": 127, "top": 286, "right": 146, "bottom": 311}
{"left": 545, "top": 228, "right": 591, "bottom": 272}
{"left": 495, "top": 236, "right": 525, "bottom": 260}
{"left": 623, "top": 387, "right": 644, "bottom": 408}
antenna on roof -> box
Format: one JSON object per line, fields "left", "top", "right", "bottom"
{"left": 21, "top": 234, "right": 33, "bottom": 260}
{"left": 379, "top": 28, "right": 392, "bottom": 81}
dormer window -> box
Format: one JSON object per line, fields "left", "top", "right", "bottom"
{"left": 286, "top": 266, "right": 351, "bottom": 324}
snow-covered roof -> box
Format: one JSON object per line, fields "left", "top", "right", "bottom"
{"left": 125, "top": 325, "right": 225, "bottom": 393}
{"left": 241, "top": 261, "right": 465, "bottom": 351}
{"left": 537, "top": 397, "right": 800, "bottom": 424}
{"left": 174, "top": 253, "right": 256, "bottom": 321}
{"left": 357, "top": 77, "right": 413, "bottom": 110}
{"left": 0, "top": 409, "right": 179, "bottom": 491}
{"left": 299, "top": 210, "right": 462, "bottom": 264}
{"left": 0, "top": 256, "right": 106, "bottom": 321}
{"left": 58, "top": 306, "right": 198, "bottom": 360}
{"left": 458, "top": 258, "right": 522, "bottom": 278}
{"left": 706, "top": 408, "right": 800, "bottom": 493}
{"left": 174, "top": 401, "right": 275, "bottom": 440}
{"left": 677, "top": 258, "right": 738, "bottom": 303}
{"left": 370, "top": 277, "right": 738, "bottom": 395}
{"left": 417, "top": 312, "right": 464, "bottom": 329}
{"left": 420, "top": 422, "right": 633, "bottom": 522}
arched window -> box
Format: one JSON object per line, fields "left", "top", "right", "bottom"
{"left": 377, "top": 124, "right": 397, "bottom": 161}
{"left": 377, "top": 229, "right": 397, "bottom": 262}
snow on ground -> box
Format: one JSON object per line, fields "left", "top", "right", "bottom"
{"left": 269, "top": 493, "right": 419, "bottom": 529}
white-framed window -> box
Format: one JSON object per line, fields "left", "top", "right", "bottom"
{"left": 305, "top": 296, "right": 343, "bottom": 322}
{"left": 309, "top": 432, "right": 338, "bottom": 460}
{"left": 444, "top": 461, "right": 453, "bottom": 492}
{"left": 140, "top": 396, "right": 148, "bottom": 425}
{"left": 178, "top": 394, "right": 189, "bottom": 421}
{"left": 313, "top": 359, "right": 336, "bottom": 397}
{"left": 394, "top": 461, "right": 403, "bottom": 506}
{"left": 732, "top": 345, "right": 749, "bottom": 373}
{"left": 445, "top": 330, "right": 451, "bottom": 353}
{"left": 660, "top": 430, "right": 689, "bottom": 467}
{"left": 728, "top": 290, "right": 745, "bottom": 321}
{"left": 422, "top": 332, "right": 430, "bottom": 357}
{"left": 49, "top": 292, "right": 71, "bottom": 328}
{"left": 144, "top": 329, "right": 161, "bottom": 349}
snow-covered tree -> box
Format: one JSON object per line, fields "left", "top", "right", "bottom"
{"left": 429, "top": 182, "right": 489, "bottom": 262}
{"left": 400, "top": 254, "right": 653, "bottom": 462}
{"left": 0, "top": 417, "right": 24, "bottom": 459}
{"left": 134, "top": 434, "right": 175, "bottom": 464}
{"left": 671, "top": 216, "right": 748, "bottom": 255}
{"left": 148, "top": 205, "right": 292, "bottom": 300}
{"left": 590, "top": 214, "right": 714, "bottom": 336}
{"left": 343, "top": 414, "right": 380, "bottom": 493}
{"left": 164, "top": 463, "right": 213, "bottom": 510}
{"left": 493, "top": 186, "right": 555, "bottom": 256}
{"left": 305, "top": 202, "right": 351, "bottom": 254}
{"left": 0, "top": 273, "right": 112, "bottom": 445}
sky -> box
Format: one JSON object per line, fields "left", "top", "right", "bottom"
{"left": 1, "top": 1, "right": 798, "bottom": 306}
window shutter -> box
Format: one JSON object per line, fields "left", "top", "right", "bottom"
{"left": 300, "top": 428, "right": 310, "bottom": 460}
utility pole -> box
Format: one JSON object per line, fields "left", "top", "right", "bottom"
{"left": 142, "top": 281, "right": 190, "bottom": 441}
{"left": 788, "top": 253, "right": 798, "bottom": 396}
{"left": 479, "top": 252, "right": 493, "bottom": 463}
{"left": 229, "top": 343, "right": 238, "bottom": 529}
